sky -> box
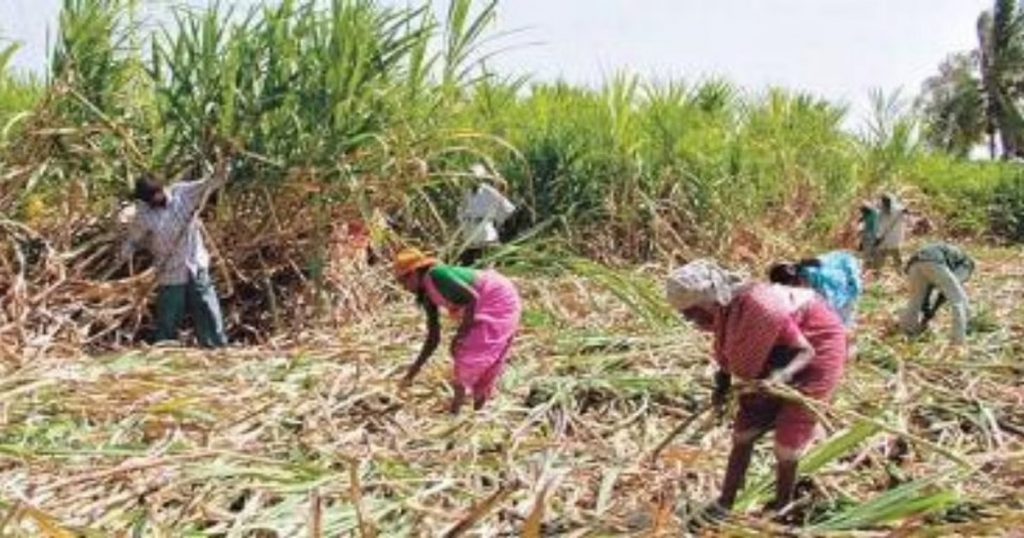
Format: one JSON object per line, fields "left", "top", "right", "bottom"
{"left": 0, "top": 0, "right": 993, "bottom": 122}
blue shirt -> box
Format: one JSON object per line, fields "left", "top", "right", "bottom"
{"left": 799, "top": 251, "right": 863, "bottom": 327}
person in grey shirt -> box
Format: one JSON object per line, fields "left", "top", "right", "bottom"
{"left": 120, "top": 160, "right": 230, "bottom": 347}
{"left": 900, "top": 242, "right": 975, "bottom": 345}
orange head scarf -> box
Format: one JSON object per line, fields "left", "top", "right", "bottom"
{"left": 393, "top": 247, "right": 438, "bottom": 278}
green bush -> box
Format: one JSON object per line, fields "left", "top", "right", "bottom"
{"left": 0, "top": 43, "right": 41, "bottom": 144}
{"left": 904, "top": 156, "right": 998, "bottom": 235}
{"left": 990, "top": 168, "right": 1024, "bottom": 241}
{"left": 2, "top": 0, "right": 1021, "bottom": 257}
{"left": 904, "top": 155, "right": 1024, "bottom": 241}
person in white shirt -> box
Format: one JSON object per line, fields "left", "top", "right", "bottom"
{"left": 120, "top": 160, "right": 230, "bottom": 347}
{"left": 457, "top": 165, "right": 516, "bottom": 266}
{"left": 873, "top": 193, "right": 908, "bottom": 270}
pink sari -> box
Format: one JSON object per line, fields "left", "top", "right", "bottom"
{"left": 423, "top": 270, "right": 522, "bottom": 401}
{"left": 718, "top": 284, "right": 847, "bottom": 454}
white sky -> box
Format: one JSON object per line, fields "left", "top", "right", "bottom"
{"left": 0, "top": 0, "right": 993, "bottom": 121}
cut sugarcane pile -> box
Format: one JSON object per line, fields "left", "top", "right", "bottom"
{"left": 0, "top": 195, "right": 390, "bottom": 362}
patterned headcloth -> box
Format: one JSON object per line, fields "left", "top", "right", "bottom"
{"left": 665, "top": 259, "right": 748, "bottom": 312}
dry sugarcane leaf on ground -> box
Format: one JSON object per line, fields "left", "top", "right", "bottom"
{"left": 0, "top": 246, "right": 1019, "bottom": 535}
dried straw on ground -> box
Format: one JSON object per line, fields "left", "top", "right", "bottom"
{"left": 0, "top": 245, "right": 1021, "bottom": 535}
{"left": 0, "top": 193, "right": 390, "bottom": 364}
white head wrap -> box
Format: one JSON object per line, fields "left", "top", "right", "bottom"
{"left": 665, "top": 259, "right": 748, "bottom": 312}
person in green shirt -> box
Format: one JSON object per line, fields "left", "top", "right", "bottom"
{"left": 858, "top": 203, "right": 880, "bottom": 263}
{"left": 899, "top": 243, "right": 975, "bottom": 345}
{"left": 874, "top": 194, "right": 908, "bottom": 269}
{"left": 394, "top": 248, "right": 522, "bottom": 414}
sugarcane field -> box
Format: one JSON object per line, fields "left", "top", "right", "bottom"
{"left": 1, "top": 0, "right": 1023, "bottom": 536}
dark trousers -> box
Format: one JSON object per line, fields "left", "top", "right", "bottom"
{"left": 155, "top": 268, "right": 227, "bottom": 348}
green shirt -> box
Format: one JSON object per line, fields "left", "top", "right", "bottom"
{"left": 860, "top": 208, "right": 879, "bottom": 245}
{"left": 426, "top": 265, "right": 479, "bottom": 306}
{"left": 907, "top": 243, "right": 975, "bottom": 281}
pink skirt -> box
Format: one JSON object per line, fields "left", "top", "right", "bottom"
{"left": 453, "top": 271, "right": 522, "bottom": 401}
{"left": 735, "top": 299, "right": 847, "bottom": 454}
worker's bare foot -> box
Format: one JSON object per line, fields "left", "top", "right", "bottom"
{"left": 683, "top": 500, "right": 729, "bottom": 532}
{"left": 761, "top": 498, "right": 806, "bottom": 526}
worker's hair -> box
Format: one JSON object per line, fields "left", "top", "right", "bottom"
{"left": 860, "top": 203, "right": 874, "bottom": 214}
{"left": 880, "top": 193, "right": 895, "bottom": 210}
{"left": 133, "top": 174, "right": 163, "bottom": 203}
{"left": 768, "top": 258, "right": 822, "bottom": 286}
{"left": 768, "top": 262, "right": 800, "bottom": 285}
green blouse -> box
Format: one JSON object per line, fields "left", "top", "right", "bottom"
{"left": 425, "top": 265, "right": 479, "bottom": 306}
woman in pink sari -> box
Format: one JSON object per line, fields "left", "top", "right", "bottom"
{"left": 394, "top": 248, "right": 522, "bottom": 413}
{"left": 666, "top": 259, "right": 847, "bottom": 514}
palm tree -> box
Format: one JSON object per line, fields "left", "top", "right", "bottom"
{"left": 917, "top": 53, "right": 987, "bottom": 158}
{"left": 976, "top": 0, "right": 1024, "bottom": 158}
